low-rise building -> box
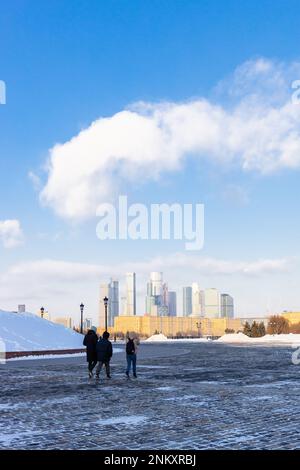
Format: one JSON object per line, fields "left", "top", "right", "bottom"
{"left": 281, "top": 311, "right": 300, "bottom": 325}
{"left": 112, "top": 315, "right": 243, "bottom": 338}
{"left": 53, "top": 316, "right": 73, "bottom": 329}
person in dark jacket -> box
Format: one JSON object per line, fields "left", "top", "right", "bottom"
{"left": 95, "top": 331, "right": 113, "bottom": 379}
{"left": 125, "top": 335, "right": 138, "bottom": 379}
{"left": 83, "top": 328, "right": 98, "bottom": 378}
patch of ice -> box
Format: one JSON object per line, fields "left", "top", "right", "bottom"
{"left": 0, "top": 430, "right": 41, "bottom": 447}
{"left": 138, "top": 365, "right": 168, "bottom": 369}
{"left": 164, "top": 394, "right": 198, "bottom": 401}
{"left": 156, "top": 386, "right": 175, "bottom": 391}
{"left": 98, "top": 416, "right": 147, "bottom": 426}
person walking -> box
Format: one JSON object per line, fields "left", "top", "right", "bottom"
{"left": 95, "top": 331, "right": 113, "bottom": 379}
{"left": 125, "top": 335, "right": 138, "bottom": 379}
{"left": 83, "top": 328, "right": 98, "bottom": 378}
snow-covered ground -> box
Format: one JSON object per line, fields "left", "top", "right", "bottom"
{"left": 145, "top": 333, "right": 211, "bottom": 343}
{"left": 144, "top": 332, "right": 300, "bottom": 346}
{"left": 218, "top": 332, "right": 300, "bottom": 345}
{"left": 0, "top": 309, "right": 84, "bottom": 352}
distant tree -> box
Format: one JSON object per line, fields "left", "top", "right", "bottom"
{"left": 258, "top": 322, "right": 266, "bottom": 337}
{"left": 243, "top": 321, "right": 252, "bottom": 337}
{"left": 225, "top": 328, "right": 235, "bottom": 334}
{"left": 289, "top": 322, "right": 300, "bottom": 334}
{"left": 267, "top": 315, "right": 289, "bottom": 335}
{"left": 176, "top": 331, "right": 183, "bottom": 338}
{"left": 250, "top": 321, "right": 261, "bottom": 338}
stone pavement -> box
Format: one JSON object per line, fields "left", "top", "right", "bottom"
{"left": 0, "top": 342, "right": 299, "bottom": 449}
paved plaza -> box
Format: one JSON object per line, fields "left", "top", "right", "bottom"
{"left": 0, "top": 342, "right": 299, "bottom": 449}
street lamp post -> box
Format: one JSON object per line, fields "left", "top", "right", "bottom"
{"left": 103, "top": 297, "right": 108, "bottom": 332}
{"left": 80, "top": 303, "right": 84, "bottom": 334}
{"left": 196, "top": 321, "right": 202, "bottom": 338}
{"left": 40, "top": 307, "right": 45, "bottom": 319}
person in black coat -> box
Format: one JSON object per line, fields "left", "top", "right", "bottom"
{"left": 83, "top": 329, "right": 98, "bottom": 378}
{"left": 95, "top": 331, "right": 113, "bottom": 379}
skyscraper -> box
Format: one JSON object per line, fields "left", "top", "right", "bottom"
{"left": 150, "top": 272, "right": 163, "bottom": 297}
{"left": 168, "top": 291, "right": 177, "bottom": 317}
{"left": 99, "top": 279, "right": 119, "bottom": 328}
{"left": 109, "top": 279, "right": 119, "bottom": 324}
{"left": 125, "top": 272, "right": 136, "bottom": 316}
{"left": 162, "top": 282, "right": 168, "bottom": 307}
{"left": 220, "top": 294, "right": 234, "bottom": 318}
{"left": 145, "top": 272, "right": 169, "bottom": 316}
{"left": 191, "top": 282, "right": 202, "bottom": 317}
{"left": 182, "top": 286, "right": 192, "bottom": 316}
{"left": 204, "top": 288, "right": 220, "bottom": 318}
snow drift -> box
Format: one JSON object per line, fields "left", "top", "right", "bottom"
{"left": 217, "top": 332, "right": 252, "bottom": 343}
{"left": 146, "top": 333, "right": 169, "bottom": 342}
{"left": 145, "top": 333, "right": 210, "bottom": 343}
{"left": 0, "top": 310, "right": 84, "bottom": 352}
{"left": 218, "top": 332, "right": 300, "bottom": 345}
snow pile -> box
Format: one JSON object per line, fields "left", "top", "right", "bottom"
{"left": 0, "top": 309, "right": 84, "bottom": 352}
{"left": 145, "top": 333, "right": 210, "bottom": 343}
{"left": 218, "top": 332, "right": 300, "bottom": 345}
{"left": 146, "top": 333, "right": 168, "bottom": 342}
{"left": 217, "top": 332, "right": 252, "bottom": 343}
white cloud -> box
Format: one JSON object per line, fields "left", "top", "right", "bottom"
{"left": 0, "top": 254, "right": 289, "bottom": 291}
{"left": 139, "top": 253, "right": 290, "bottom": 276}
{"left": 39, "top": 58, "right": 300, "bottom": 221}
{"left": 28, "top": 171, "right": 42, "bottom": 191}
{"left": 0, "top": 220, "right": 24, "bottom": 248}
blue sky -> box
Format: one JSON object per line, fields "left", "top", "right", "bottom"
{"left": 1, "top": 0, "right": 300, "bottom": 323}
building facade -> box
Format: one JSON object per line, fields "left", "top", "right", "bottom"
{"left": 220, "top": 294, "right": 234, "bottom": 318}
{"left": 204, "top": 288, "right": 220, "bottom": 318}
{"left": 182, "top": 286, "right": 192, "bottom": 316}
{"left": 145, "top": 272, "right": 169, "bottom": 315}
{"left": 113, "top": 315, "right": 243, "bottom": 338}
{"left": 191, "top": 282, "right": 202, "bottom": 317}
{"left": 281, "top": 311, "right": 300, "bottom": 325}
{"left": 99, "top": 279, "right": 119, "bottom": 328}
{"left": 53, "top": 316, "right": 73, "bottom": 329}
{"left": 125, "top": 272, "right": 136, "bottom": 316}
{"left": 168, "top": 291, "right": 177, "bottom": 317}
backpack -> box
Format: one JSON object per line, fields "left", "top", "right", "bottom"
{"left": 126, "top": 339, "right": 135, "bottom": 355}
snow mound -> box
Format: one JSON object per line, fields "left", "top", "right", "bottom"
{"left": 217, "top": 332, "right": 252, "bottom": 343}
{"left": 145, "top": 333, "right": 168, "bottom": 342}
{"left": 218, "top": 332, "right": 300, "bottom": 345}
{"left": 0, "top": 310, "right": 84, "bottom": 352}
